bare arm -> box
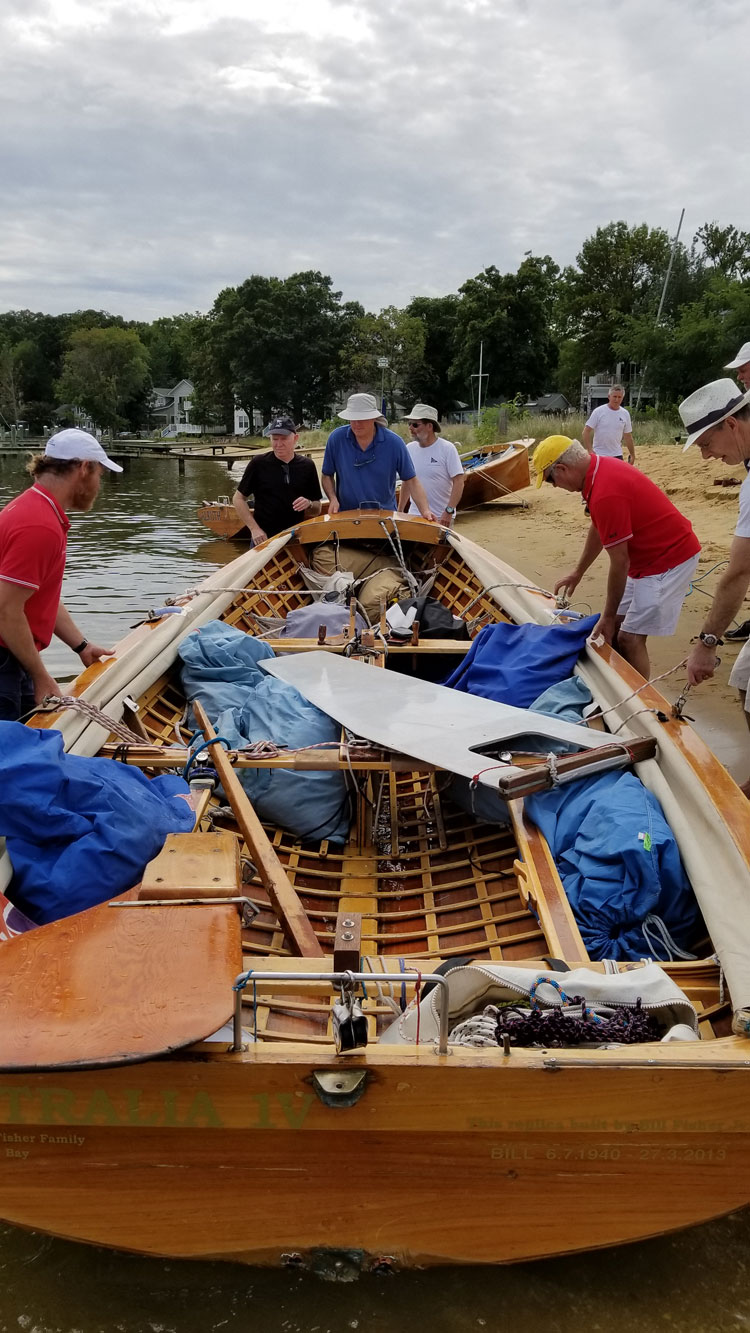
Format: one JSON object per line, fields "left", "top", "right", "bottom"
{"left": 401, "top": 477, "right": 435, "bottom": 521}
{"left": 0, "top": 580, "right": 61, "bottom": 702}
{"left": 54, "top": 603, "right": 113, "bottom": 668}
{"left": 232, "top": 488, "right": 267, "bottom": 543}
{"left": 623, "top": 431, "right": 635, "bottom": 464}
{"left": 594, "top": 540, "right": 630, "bottom": 642}
{"left": 321, "top": 474, "right": 340, "bottom": 514}
{"left": 687, "top": 535, "right": 750, "bottom": 685}
{"left": 582, "top": 425, "right": 594, "bottom": 452}
{"left": 553, "top": 521, "right": 603, "bottom": 595}
{"left": 292, "top": 496, "right": 322, "bottom": 516}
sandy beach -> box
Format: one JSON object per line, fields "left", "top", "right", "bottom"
{"left": 456, "top": 443, "right": 749, "bottom": 783}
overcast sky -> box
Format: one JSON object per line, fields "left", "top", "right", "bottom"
{"left": 1, "top": 0, "right": 748, "bottom": 321}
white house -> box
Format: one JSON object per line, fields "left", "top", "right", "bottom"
{"left": 151, "top": 380, "right": 200, "bottom": 436}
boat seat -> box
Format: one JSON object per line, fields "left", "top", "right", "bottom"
{"left": 0, "top": 847, "right": 244, "bottom": 1071}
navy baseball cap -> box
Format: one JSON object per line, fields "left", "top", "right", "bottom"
{"left": 265, "top": 414, "right": 297, "bottom": 436}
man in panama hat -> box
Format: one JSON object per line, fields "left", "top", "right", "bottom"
{"left": 532, "top": 435, "right": 700, "bottom": 678}
{"left": 321, "top": 393, "right": 434, "bottom": 519}
{"left": 680, "top": 379, "right": 750, "bottom": 795}
{"left": 399, "top": 402, "right": 464, "bottom": 526}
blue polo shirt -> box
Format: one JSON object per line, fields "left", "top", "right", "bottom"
{"left": 322, "top": 424, "right": 416, "bottom": 511}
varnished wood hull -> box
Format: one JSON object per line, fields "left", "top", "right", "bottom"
{"left": 3, "top": 509, "right": 750, "bottom": 1265}
{"left": 1, "top": 1048, "right": 750, "bottom": 1265}
{"left": 458, "top": 441, "right": 532, "bottom": 509}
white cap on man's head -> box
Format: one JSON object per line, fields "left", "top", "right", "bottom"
{"left": 45, "top": 429, "right": 123, "bottom": 472}
{"left": 725, "top": 341, "right": 750, "bottom": 370}
{"left": 679, "top": 379, "right": 750, "bottom": 451}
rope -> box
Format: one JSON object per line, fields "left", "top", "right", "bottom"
{"left": 32, "top": 696, "right": 145, "bottom": 745}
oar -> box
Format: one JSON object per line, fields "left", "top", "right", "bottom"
{"left": 192, "top": 700, "right": 323, "bottom": 957}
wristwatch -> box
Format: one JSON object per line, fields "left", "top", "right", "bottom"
{"left": 445, "top": 506, "right": 456, "bottom": 515}
{"left": 699, "top": 632, "right": 723, "bottom": 647}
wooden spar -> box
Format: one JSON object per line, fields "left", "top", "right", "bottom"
{"left": 99, "top": 742, "right": 435, "bottom": 773}
{"left": 492, "top": 736, "right": 658, "bottom": 798}
{"left": 192, "top": 700, "right": 324, "bottom": 957}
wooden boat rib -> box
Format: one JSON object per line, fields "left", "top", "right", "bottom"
{"left": 1, "top": 509, "right": 749, "bottom": 1268}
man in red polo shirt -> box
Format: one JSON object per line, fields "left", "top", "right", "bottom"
{"left": 0, "top": 428, "right": 121, "bottom": 720}
{"left": 532, "top": 435, "right": 700, "bottom": 678}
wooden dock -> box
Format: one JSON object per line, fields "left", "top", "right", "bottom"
{"left": 0, "top": 440, "right": 260, "bottom": 471}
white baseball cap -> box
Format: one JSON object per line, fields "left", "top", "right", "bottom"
{"left": 45, "top": 429, "right": 123, "bottom": 472}
{"left": 725, "top": 341, "right": 750, "bottom": 371}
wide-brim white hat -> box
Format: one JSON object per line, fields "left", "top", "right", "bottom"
{"left": 679, "top": 379, "right": 750, "bottom": 451}
{"left": 725, "top": 341, "right": 750, "bottom": 370}
{"left": 338, "top": 392, "right": 386, "bottom": 423}
{"left": 403, "top": 402, "right": 440, "bottom": 425}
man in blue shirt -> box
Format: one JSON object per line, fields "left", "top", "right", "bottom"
{"left": 322, "top": 393, "right": 434, "bottom": 518}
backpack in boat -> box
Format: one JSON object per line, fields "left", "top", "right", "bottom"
{"left": 391, "top": 595, "right": 470, "bottom": 641}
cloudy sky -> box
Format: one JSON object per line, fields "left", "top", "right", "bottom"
{"left": 1, "top": 0, "right": 748, "bottom": 321}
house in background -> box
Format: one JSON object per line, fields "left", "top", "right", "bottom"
{"left": 525, "top": 393, "right": 574, "bottom": 415}
{"left": 581, "top": 367, "right": 657, "bottom": 414}
{"left": 151, "top": 380, "right": 201, "bottom": 436}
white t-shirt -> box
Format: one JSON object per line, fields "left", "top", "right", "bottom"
{"left": 735, "top": 468, "right": 750, "bottom": 537}
{"left": 406, "top": 437, "right": 464, "bottom": 515}
{"left": 586, "top": 404, "right": 633, "bottom": 457}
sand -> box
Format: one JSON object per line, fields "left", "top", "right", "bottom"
{"left": 457, "top": 444, "right": 750, "bottom": 782}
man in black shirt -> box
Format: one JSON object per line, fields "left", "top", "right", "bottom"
{"left": 232, "top": 415, "right": 322, "bottom": 543}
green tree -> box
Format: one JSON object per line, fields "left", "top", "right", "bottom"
{"left": 452, "top": 255, "right": 560, "bottom": 402}
{"left": 193, "top": 271, "right": 359, "bottom": 427}
{"left": 344, "top": 305, "right": 426, "bottom": 417}
{"left": 693, "top": 222, "right": 750, "bottom": 281}
{"left": 557, "top": 222, "right": 694, "bottom": 376}
{"left": 403, "top": 295, "right": 463, "bottom": 417}
{"left": 56, "top": 326, "right": 150, "bottom": 433}
{"left": 138, "top": 314, "right": 197, "bottom": 388}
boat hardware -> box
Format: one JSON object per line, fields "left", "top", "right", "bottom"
{"left": 332, "top": 978, "right": 368, "bottom": 1054}
{"left": 311, "top": 1069, "right": 368, "bottom": 1108}
{"left": 111, "top": 896, "right": 260, "bottom": 927}
{"left": 231, "top": 970, "right": 451, "bottom": 1055}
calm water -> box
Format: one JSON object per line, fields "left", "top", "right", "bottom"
{"left": 1, "top": 451, "right": 750, "bottom": 1332}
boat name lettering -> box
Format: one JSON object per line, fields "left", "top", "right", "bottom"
{"left": 0, "top": 1086, "right": 313, "bottom": 1130}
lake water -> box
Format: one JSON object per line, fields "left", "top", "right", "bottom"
{"left": 1, "top": 451, "right": 749, "bottom": 1332}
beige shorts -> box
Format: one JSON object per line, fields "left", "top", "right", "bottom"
{"left": 729, "top": 638, "right": 750, "bottom": 707}
{"left": 616, "top": 553, "right": 699, "bottom": 637}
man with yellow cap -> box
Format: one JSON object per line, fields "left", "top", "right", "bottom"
{"left": 532, "top": 435, "right": 700, "bottom": 678}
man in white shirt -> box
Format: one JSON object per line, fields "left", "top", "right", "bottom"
{"left": 583, "top": 385, "right": 635, "bottom": 464}
{"left": 399, "top": 403, "right": 464, "bottom": 525}
{"left": 681, "top": 379, "right": 750, "bottom": 795}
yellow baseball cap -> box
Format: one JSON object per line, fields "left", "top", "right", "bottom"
{"left": 532, "top": 435, "right": 574, "bottom": 488}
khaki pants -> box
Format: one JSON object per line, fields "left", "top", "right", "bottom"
{"left": 310, "top": 543, "right": 410, "bottom": 622}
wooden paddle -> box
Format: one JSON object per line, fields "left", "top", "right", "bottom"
{"left": 192, "top": 700, "right": 323, "bottom": 957}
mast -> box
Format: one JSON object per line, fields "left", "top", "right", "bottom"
{"left": 634, "top": 207, "right": 685, "bottom": 412}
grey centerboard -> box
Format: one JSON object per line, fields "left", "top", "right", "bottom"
{"left": 261, "top": 651, "right": 614, "bottom": 791}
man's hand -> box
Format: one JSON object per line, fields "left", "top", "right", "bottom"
{"left": 686, "top": 643, "right": 720, "bottom": 686}
{"left": 590, "top": 614, "right": 616, "bottom": 645}
{"left": 249, "top": 526, "right": 267, "bottom": 546}
{"left": 292, "top": 496, "right": 312, "bottom": 512}
{"left": 438, "top": 509, "right": 454, "bottom": 526}
{"left": 627, "top": 456, "right": 635, "bottom": 466}
{"left": 553, "top": 571, "right": 582, "bottom": 597}
{"left": 33, "top": 669, "right": 63, "bottom": 705}
{"left": 80, "top": 643, "right": 115, "bottom": 668}
{"left": 327, "top": 496, "right": 341, "bottom": 515}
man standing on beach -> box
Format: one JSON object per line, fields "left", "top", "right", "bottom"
{"left": 322, "top": 393, "right": 434, "bottom": 519}
{"left": 399, "top": 403, "right": 464, "bottom": 526}
{"left": 232, "top": 415, "right": 321, "bottom": 545}
{"left": 583, "top": 385, "right": 635, "bottom": 465}
{"left": 0, "top": 428, "right": 121, "bottom": 720}
{"left": 681, "top": 380, "right": 750, "bottom": 795}
{"left": 535, "top": 435, "right": 700, "bottom": 678}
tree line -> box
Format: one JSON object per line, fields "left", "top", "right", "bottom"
{"left": 2, "top": 220, "right": 749, "bottom": 436}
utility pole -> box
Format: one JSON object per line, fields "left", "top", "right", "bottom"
{"left": 471, "top": 342, "right": 488, "bottom": 422}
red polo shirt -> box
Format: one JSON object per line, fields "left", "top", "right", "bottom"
{"left": 583, "top": 455, "right": 700, "bottom": 579}
{"left": 0, "top": 484, "right": 70, "bottom": 649}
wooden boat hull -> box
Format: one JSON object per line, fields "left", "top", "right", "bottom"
{"left": 458, "top": 439, "right": 532, "bottom": 509}
{"left": 197, "top": 498, "right": 330, "bottom": 541}
{"left": 1, "top": 1048, "right": 750, "bottom": 1265}
{"left": 3, "top": 509, "right": 750, "bottom": 1265}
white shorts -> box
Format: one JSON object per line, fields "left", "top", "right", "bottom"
{"left": 729, "top": 638, "right": 750, "bottom": 704}
{"left": 616, "top": 553, "right": 699, "bottom": 637}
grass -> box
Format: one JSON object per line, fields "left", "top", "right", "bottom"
{"left": 289, "top": 413, "right": 684, "bottom": 454}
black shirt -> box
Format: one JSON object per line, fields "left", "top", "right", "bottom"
{"left": 237, "top": 451, "right": 321, "bottom": 537}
